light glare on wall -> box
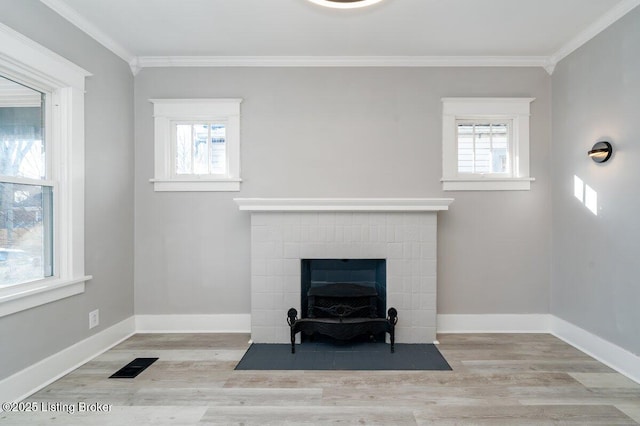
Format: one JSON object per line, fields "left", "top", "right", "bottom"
{"left": 585, "top": 184, "right": 598, "bottom": 216}
{"left": 573, "top": 175, "right": 584, "bottom": 203}
{"left": 573, "top": 175, "right": 598, "bottom": 216}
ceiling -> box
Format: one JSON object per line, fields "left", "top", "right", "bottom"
{"left": 40, "top": 0, "right": 640, "bottom": 73}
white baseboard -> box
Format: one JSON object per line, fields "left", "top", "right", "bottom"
{"left": 4, "top": 312, "right": 638, "bottom": 406}
{"left": 0, "top": 316, "right": 135, "bottom": 404}
{"left": 135, "top": 314, "right": 251, "bottom": 333}
{"left": 437, "top": 313, "right": 640, "bottom": 385}
{"left": 437, "top": 314, "right": 551, "bottom": 333}
{"left": 551, "top": 316, "right": 640, "bottom": 384}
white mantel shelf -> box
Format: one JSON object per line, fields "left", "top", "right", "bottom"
{"left": 234, "top": 198, "right": 454, "bottom": 212}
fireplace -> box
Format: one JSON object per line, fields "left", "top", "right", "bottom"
{"left": 287, "top": 259, "right": 395, "bottom": 352}
{"left": 235, "top": 198, "right": 454, "bottom": 344}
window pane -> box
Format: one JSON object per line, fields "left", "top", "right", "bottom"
{"left": 475, "top": 147, "right": 491, "bottom": 173}
{"left": 475, "top": 123, "right": 491, "bottom": 133}
{"left": 175, "top": 122, "right": 228, "bottom": 176}
{"left": 193, "top": 124, "right": 209, "bottom": 175}
{"left": 457, "top": 124, "right": 474, "bottom": 173}
{"left": 175, "top": 124, "right": 192, "bottom": 175}
{"left": 490, "top": 124, "right": 508, "bottom": 173}
{"left": 0, "top": 76, "right": 45, "bottom": 180}
{"left": 0, "top": 182, "right": 53, "bottom": 286}
{"left": 491, "top": 148, "right": 508, "bottom": 173}
{"left": 492, "top": 124, "right": 508, "bottom": 146}
{"left": 456, "top": 121, "right": 510, "bottom": 174}
{"left": 457, "top": 124, "right": 473, "bottom": 135}
{"left": 210, "top": 124, "right": 226, "bottom": 175}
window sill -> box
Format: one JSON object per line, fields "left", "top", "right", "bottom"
{"left": 441, "top": 177, "right": 535, "bottom": 191}
{"left": 0, "top": 276, "right": 92, "bottom": 318}
{"left": 150, "top": 178, "right": 241, "bottom": 192}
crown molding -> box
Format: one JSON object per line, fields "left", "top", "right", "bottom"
{"left": 136, "top": 55, "right": 550, "bottom": 69}
{"left": 548, "top": 0, "right": 640, "bottom": 69}
{"left": 129, "top": 57, "right": 142, "bottom": 76}
{"left": 543, "top": 61, "right": 556, "bottom": 75}
{"left": 38, "top": 0, "right": 640, "bottom": 76}
{"left": 39, "top": 0, "right": 135, "bottom": 66}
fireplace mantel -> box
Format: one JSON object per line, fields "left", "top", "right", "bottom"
{"left": 234, "top": 198, "right": 454, "bottom": 212}
{"left": 239, "top": 198, "right": 453, "bottom": 344}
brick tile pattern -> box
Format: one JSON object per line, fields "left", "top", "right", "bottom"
{"left": 250, "top": 212, "right": 438, "bottom": 343}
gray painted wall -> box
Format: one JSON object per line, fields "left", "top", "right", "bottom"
{"left": 1, "top": 0, "right": 637, "bottom": 389}
{"left": 134, "top": 67, "right": 551, "bottom": 317}
{"left": 0, "top": 1, "right": 134, "bottom": 379}
{"left": 551, "top": 7, "right": 640, "bottom": 354}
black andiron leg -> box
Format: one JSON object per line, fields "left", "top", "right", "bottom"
{"left": 387, "top": 307, "right": 398, "bottom": 353}
{"left": 287, "top": 308, "right": 298, "bottom": 354}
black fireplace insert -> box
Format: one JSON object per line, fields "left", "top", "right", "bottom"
{"left": 288, "top": 259, "right": 397, "bottom": 353}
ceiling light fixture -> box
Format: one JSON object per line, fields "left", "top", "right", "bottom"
{"left": 307, "top": 0, "right": 384, "bottom": 9}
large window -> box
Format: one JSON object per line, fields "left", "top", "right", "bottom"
{"left": 0, "top": 22, "right": 90, "bottom": 317}
{"left": 0, "top": 76, "right": 53, "bottom": 287}
{"left": 150, "top": 99, "right": 242, "bottom": 192}
{"left": 441, "top": 98, "right": 535, "bottom": 191}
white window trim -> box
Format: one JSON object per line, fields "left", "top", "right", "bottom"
{"left": 149, "top": 98, "right": 243, "bottom": 192}
{"left": 0, "top": 23, "right": 91, "bottom": 317}
{"left": 441, "top": 97, "right": 535, "bottom": 191}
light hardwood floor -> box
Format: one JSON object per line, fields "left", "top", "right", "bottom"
{"left": 2, "top": 333, "right": 639, "bottom": 425}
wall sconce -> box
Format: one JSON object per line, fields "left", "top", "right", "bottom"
{"left": 588, "top": 141, "right": 612, "bottom": 163}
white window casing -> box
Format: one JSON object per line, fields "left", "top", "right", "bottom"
{"left": 441, "top": 97, "right": 535, "bottom": 191}
{"left": 0, "top": 23, "right": 91, "bottom": 317}
{"left": 150, "top": 98, "right": 243, "bottom": 192}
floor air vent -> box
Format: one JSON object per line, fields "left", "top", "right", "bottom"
{"left": 109, "top": 357, "right": 158, "bottom": 378}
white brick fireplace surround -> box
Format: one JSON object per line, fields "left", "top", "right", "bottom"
{"left": 234, "top": 198, "right": 454, "bottom": 344}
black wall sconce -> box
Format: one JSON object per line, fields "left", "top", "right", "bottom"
{"left": 588, "top": 141, "right": 612, "bottom": 163}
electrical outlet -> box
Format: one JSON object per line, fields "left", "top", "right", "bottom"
{"left": 89, "top": 309, "right": 99, "bottom": 329}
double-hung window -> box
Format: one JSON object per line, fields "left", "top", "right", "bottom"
{"left": 441, "top": 98, "right": 535, "bottom": 191}
{"left": 0, "top": 77, "right": 53, "bottom": 287}
{"left": 0, "top": 23, "right": 90, "bottom": 317}
{"left": 150, "top": 99, "right": 242, "bottom": 192}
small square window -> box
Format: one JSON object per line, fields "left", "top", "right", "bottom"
{"left": 174, "top": 122, "right": 227, "bottom": 176}
{"left": 456, "top": 121, "right": 511, "bottom": 175}
{"left": 441, "top": 98, "right": 535, "bottom": 191}
{"left": 150, "top": 99, "right": 242, "bottom": 192}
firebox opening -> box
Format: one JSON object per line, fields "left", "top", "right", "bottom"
{"left": 300, "top": 259, "right": 386, "bottom": 343}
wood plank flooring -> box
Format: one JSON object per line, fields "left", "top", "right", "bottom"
{"left": 2, "top": 333, "right": 639, "bottom": 425}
